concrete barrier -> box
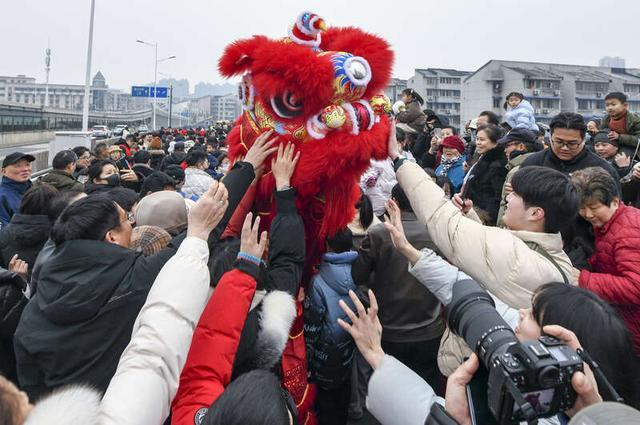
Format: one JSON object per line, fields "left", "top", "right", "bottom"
{"left": 0, "top": 149, "right": 49, "bottom": 174}
{"left": 0, "top": 134, "right": 123, "bottom": 178}
{"left": 0, "top": 131, "right": 56, "bottom": 148}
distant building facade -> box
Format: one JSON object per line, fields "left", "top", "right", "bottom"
{"left": 461, "top": 60, "right": 640, "bottom": 125}
{"left": 210, "top": 93, "right": 241, "bottom": 122}
{"left": 599, "top": 56, "right": 626, "bottom": 68}
{"left": 0, "top": 72, "right": 144, "bottom": 112}
{"left": 384, "top": 78, "right": 407, "bottom": 102}
{"left": 406, "top": 68, "right": 472, "bottom": 128}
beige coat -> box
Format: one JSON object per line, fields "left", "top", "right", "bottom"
{"left": 396, "top": 161, "right": 575, "bottom": 375}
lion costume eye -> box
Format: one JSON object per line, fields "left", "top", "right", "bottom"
{"left": 270, "top": 91, "right": 304, "bottom": 119}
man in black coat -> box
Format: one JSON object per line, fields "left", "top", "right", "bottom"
{"left": 0, "top": 266, "right": 27, "bottom": 384}
{"left": 520, "top": 112, "right": 619, "bottom": 269}
{"left": 14, "top": 133, "right": 277, "bottom": 401}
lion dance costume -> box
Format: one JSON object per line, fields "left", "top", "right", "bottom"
{"left": 219, "top": 12, "right": 394, "bottom": 423}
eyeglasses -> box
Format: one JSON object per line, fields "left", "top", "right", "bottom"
{"left": 124, "top": 212, "right": 135, "bottom": 224}
{"left": 552, "top": 140, "right": 583, "bottom": 150}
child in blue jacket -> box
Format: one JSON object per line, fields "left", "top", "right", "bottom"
{"left": 504, "top": 92, "right": 539, "bottom": 132}
{"left": 304, "top": 228, "right": 357, "bottom": 425}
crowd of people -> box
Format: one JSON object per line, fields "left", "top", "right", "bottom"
{"left": 0, "top": 90, "right": 639, "bottom": 425}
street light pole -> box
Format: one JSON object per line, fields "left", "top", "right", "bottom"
{"left": 153, "top": 43, "right": 157, "bottom": 130}
{"left": 137, "top": 40, "right": 175, "bottom": 131}
{"left": 168, "top": 84, "right": 173, "bottom": 128}
{"left": 81, "top": 0, "right": 96, "bottom": 132}
{"left": 44, "top": 39, "right": 51, "bottom": 107}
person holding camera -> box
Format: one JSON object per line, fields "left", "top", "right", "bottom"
{"left": 384, "top": 198, "right": 640, "bottom": 412}
{"left": 387, "top": 123, "right": 580, "bottom": 375}
{"left": 336, "top": 285, "right": 607, "bottom": 425}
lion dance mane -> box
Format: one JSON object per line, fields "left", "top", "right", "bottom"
{"left": 220, "top": 11, "right": 394, "bottom": 268}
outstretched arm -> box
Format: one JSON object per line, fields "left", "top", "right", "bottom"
{"left": 266, "top": 143, "right": 305, "bottom": 295}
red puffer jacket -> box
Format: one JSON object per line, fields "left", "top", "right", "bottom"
{"left": 579, "top": 203, "right": 640, "bottom": 356}
{"left": 171, "top": 265, "right": 258, "bottom": 425}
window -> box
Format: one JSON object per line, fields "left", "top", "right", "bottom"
{"left": 493, "top": 97, "right": 502, "bottom": 108}
{"left": 439, "top": 77, "right": 461, "bottom": 84}
{"left": 439, "top": 90, "right": 461, "bottom": 98}
{"left": 624, "top": 84, "right": 640, "bottom": 93}
{"left": 575, "top": 82, "right": 608, "bottom": 92}
{"left": 526, "top": 79, "right": 560, "bottom": 90}
{"left": 577, "top": 99, "right": 605, "bottom": 110}
{"left": 426, "top": 78, "right": 437, "bottom": 85}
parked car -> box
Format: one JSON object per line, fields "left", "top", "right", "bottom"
{"left": 91, "top": 125, "right": 111, "bottom": 139}
{"left": 137, "top": 124, "right": 149, "bottom": 133}
{"left": 113, "top": 124, "right": 128, "bottom": 136}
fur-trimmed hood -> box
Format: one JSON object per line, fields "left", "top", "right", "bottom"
{"left": 25, "top": 385, "right": 102, "bottom": 424}
{"left": 232, "top": 290, "right": 296, "bottom": 378}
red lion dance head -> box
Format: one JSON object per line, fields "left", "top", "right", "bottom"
{"left": 220, "top": 11, "right": 393, "bottom": 257}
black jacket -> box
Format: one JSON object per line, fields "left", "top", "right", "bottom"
{"left": 465, "top": 146, "right": 508, "bottom": 226}
{"left": 14, "top": 240, "right": 177, "bottom": 400}
{"left": 0, "top": 268, "right": 27, "bottom": 384}
{"left": 351, "top": 212, "right": 445, "bottom": 343}
{"left": 161, "top": 152, "right": 186, "bottom": 170}
{"left": 521, "top": 147, "right": 619, "bottom": 269}
{"left": 622, "top": 179, "right": 640, "bottom": 208}
{"left": 0, "top": 214, "right": 51, "bottom": 280}
{"left": 84, "top": 182, "right": 118, "bottom": 195}
{"left": 520, "top": 146, "right": 619, "bottom": 181}
{"left": 231, "top": 187, "right": 305, "bottom": 380}
{"left": 148, "top": 150, "right": 166, "bottom": 170}
{"left": 132, "top": 164, "right": 155, "bottom": 181}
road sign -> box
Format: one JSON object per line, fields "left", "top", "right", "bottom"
{"left": 131, "top": 86, "right": 169, "bottom": 98}
{"left": 131, "top": 86, "right": 149, "bottom": 97}
{"left": 151, "top": 87, "right": 168, "bottom": 98}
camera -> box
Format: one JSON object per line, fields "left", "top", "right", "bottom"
{"left": 445, "top": 279, "right": 583, "bottom": 424}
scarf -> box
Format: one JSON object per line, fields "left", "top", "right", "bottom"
{"left": 439, "top": 155, "right": 461, "bottom": 173}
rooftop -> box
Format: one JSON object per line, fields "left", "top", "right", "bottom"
{"left": 506, "top": 66, "right": 563, "bottom": 80}
{"left": 416, "top": 68, "right": 472, "bottom": 78}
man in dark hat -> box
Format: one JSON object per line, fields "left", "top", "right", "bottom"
{"left": 496, "top": 128, "right": 542, "bottom": 227}
{"left": 0, "top": 152, "right": 35, "bottom": 228}
{"left": 593, "top": 130, "right": 632, "bottom": 178}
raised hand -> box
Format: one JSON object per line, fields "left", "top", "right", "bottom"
{"left": 271, "top": 142, "right": 300, "bottom": 190}
{"left": 120, "top": 169, "right": 139, "bottom": 182}
{"left": 187, "top": 181, "right": 229, "bottom": 241}
{"left": 543, "top": 325, "right": 602, "bottom": 417}
{"left": 452, "top": 193, "right": 474, "bottom": 214}
{"left": 444, "top": 354, "right": 480, "bottom": 425}
{"left": 337, "top": 289, "right": 385, "bottom": 370}
{"left": 240, "top": 212, "right": 268, "bottom": 259}
{"left": 387, "top": 119, "right": 400, "bottom": 160}
{"left": 8, "top": 254, "right": 28, "bottom": 281}
{"left": 615, "top": 152, "right": 631, "bottom": 168}
{"left": 243, "top": 129, "right": 279, "bottom": 171}
{"left": 384, "top": 199, "right": 421, "bottom": 265}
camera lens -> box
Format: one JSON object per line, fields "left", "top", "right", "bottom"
{"left": 445, "top": 279, "right": 519, "bottom": 367}
{"left": 538, "top": 365, "right": 560, "bottom": 387}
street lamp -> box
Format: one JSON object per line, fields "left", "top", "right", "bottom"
{"left": 159, "top": 71, "right": 175, "bottom": 128}
{"left": 136, "top": 40, "right": 176, "bottom": 130}
{"left": 82, "top": 0, "right": 96, "bottom": 132}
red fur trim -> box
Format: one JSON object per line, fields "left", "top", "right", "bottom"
{"left": 218, "top": 36, "right": 269, "bottom": 77}
{"left": 320, "top": 27, "right": 394, "bottom": 99}
{"left": 247, "top": 43, "right": 335, "bottom": 116}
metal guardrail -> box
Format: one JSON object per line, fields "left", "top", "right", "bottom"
{"left": 31, "top": 168, "right": 53, "bottom": 180}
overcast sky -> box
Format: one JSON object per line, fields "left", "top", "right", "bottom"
{"left": 2, "top": 0, "right": 639, "bottom": 92}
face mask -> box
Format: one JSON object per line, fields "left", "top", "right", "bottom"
{"left": 105, "top": 173, "right": 121, "bottom": 187}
